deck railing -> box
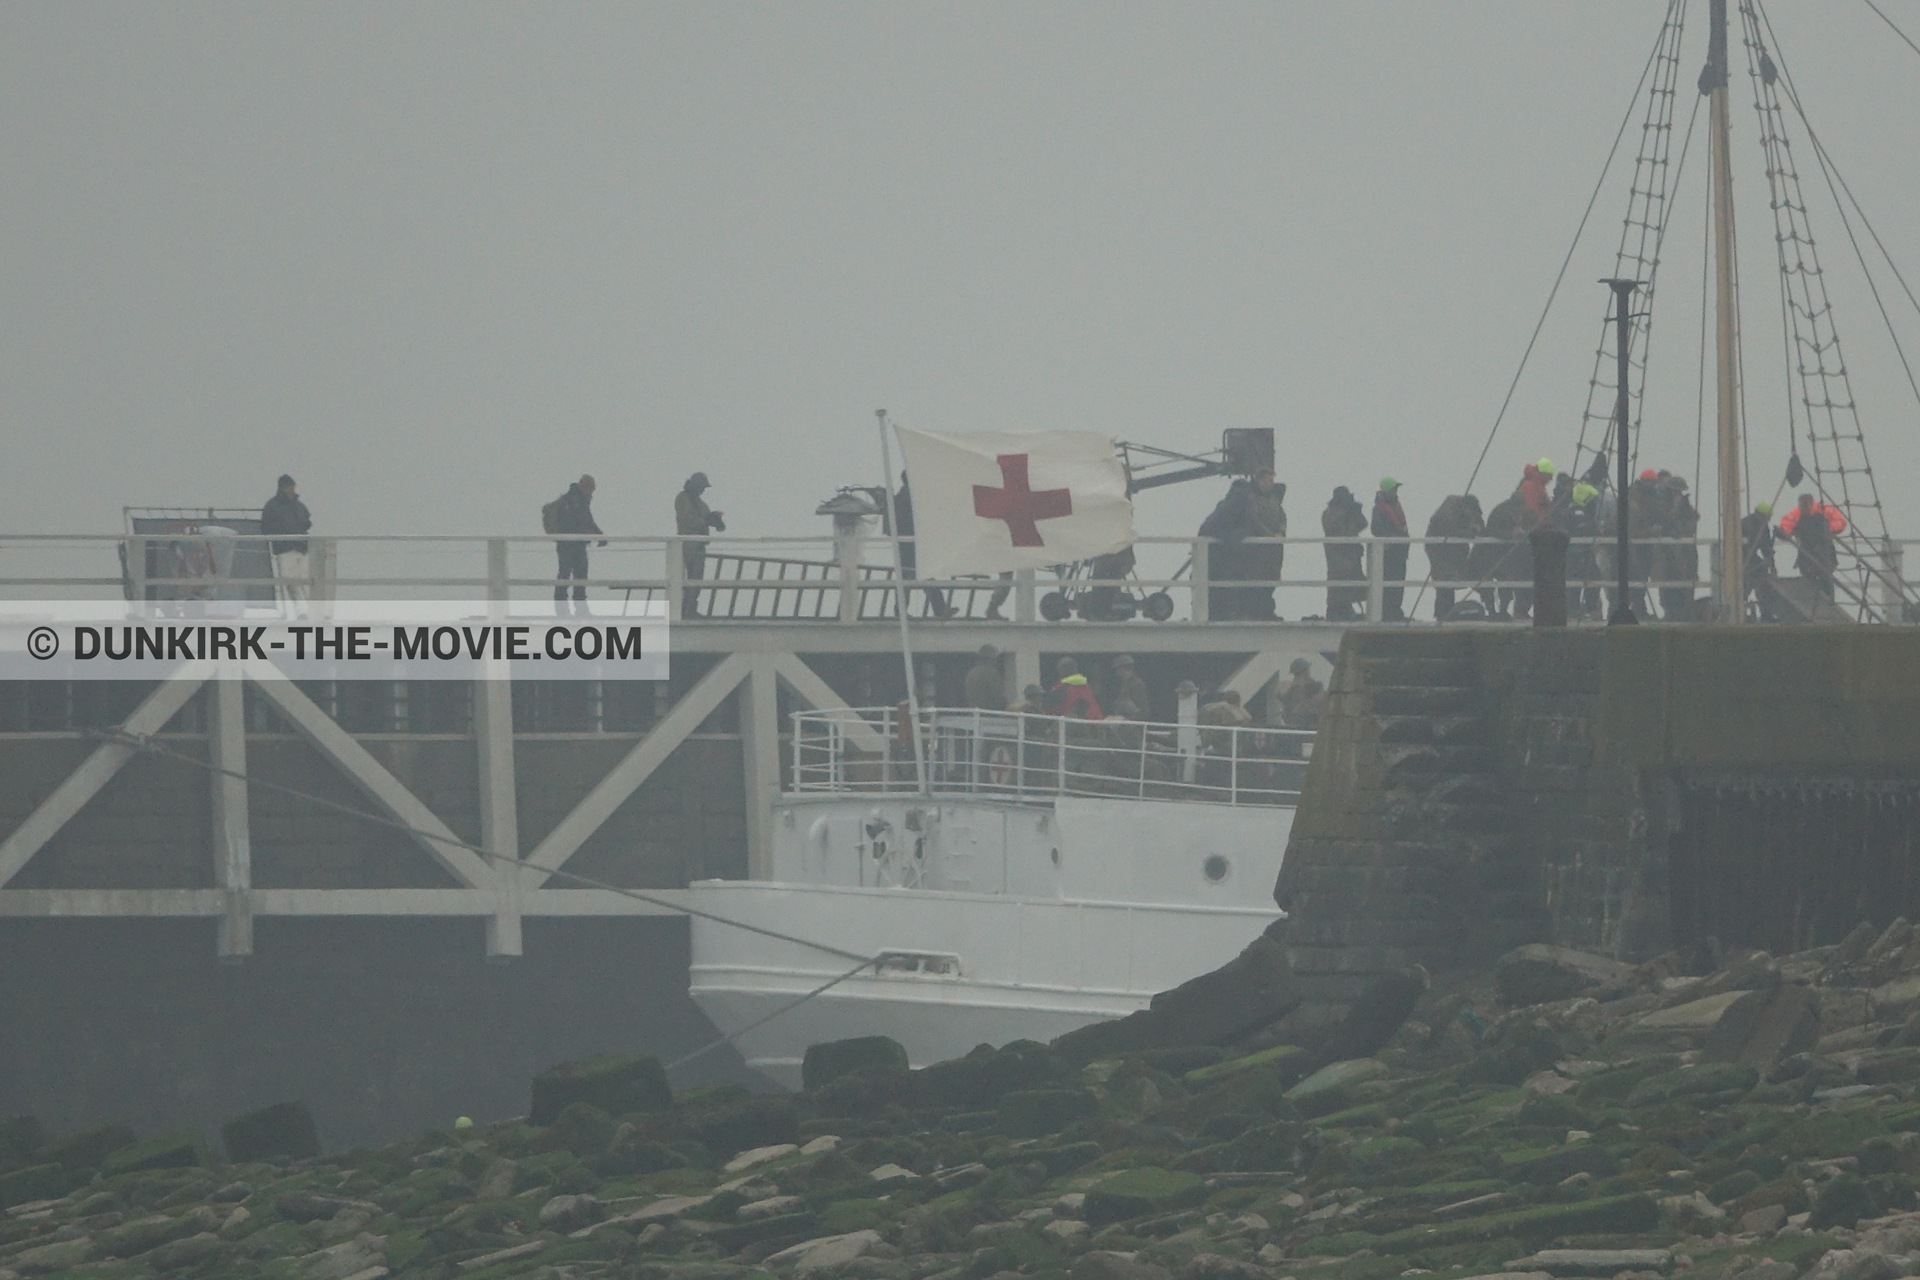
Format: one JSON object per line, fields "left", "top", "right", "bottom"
{"left": 789, "top": 706, "right": 1312, "bottom": 807}
{"left": 0, "top": 531, "right": 1911, "bottom": 624}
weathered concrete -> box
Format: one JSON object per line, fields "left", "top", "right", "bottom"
{"left": 1278, "top": 626, "right": 1920, "bottom": 995}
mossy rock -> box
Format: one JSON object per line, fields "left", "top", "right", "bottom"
{"left": 1574, "top": 1057, "right": 1682, "bottom": 1103}
{"left": 1370, "top": 1191, "right": 1658, "bottom": 1253}
{"left": 999, "top": 1088, "right": 1097, "bottom": 1138}
{"left": 1084, "top": 1166, "right": 1206, "bottom": 1224}
{"left": 1709, "top": 1169, "right": 1764, "bottom": 1204}
{"left": 514, "top": 1150, "right": 597, "bottom": 1195}
{"left": 1625, "top": 1063, "right": 1759, "bottom": 1107}
{"left": 689, "top": 1095, "right": 799, "bottom": 1155}
{"left": 708, "top": 1210, "right": 819, "bottom": 1251}
{"left": 1352, "top": 1134, "right": 1425, "bottom": 1173}
{"left": 0, "top": 1162, "right": 86, "bottom": 1208}
{"left": 818, "top": 1197, "right": 893, "bottom": 1234}
{"left": 1142, "top": 1045, "right": 1228, "bottom": 1076}
{"left": 1780, "top": 1107, "right": 1890, "bottom": 1158}
{"left": 1028, "top": 1140, "right": 1103, "bottom": 1177}
{"left": 1183, "top": 1044, "right": 1301, "bottom": 1086}
{"left": 552, "top": 1101, "right": 615, "bottom": 1157}
{"left": 530, "top": 1052, "right": 671, "bottom": 1126}
{"left": 1503, "top": 1141, "right": 1617, "bottom": 1183}
{"left": 221, "top": 1102, "right": 320, "bottom": 1162}
{"left": 1809, "top": 1172, "right": 1873, "bottom": 1229}
{"left": 1460, "top": 1019, "right": 1568, "bottom": 1087}
{"left": 1219, "top": 1121, "right": 1305, "bottom": 1172}
{"left": 917, "top": 1040, "right": 1063, "bottom": 1109}
{"left": 1317, "top": 1102, "right": 1390, "bottom": 1130}
{"left": 38, "top": 1121, "right": 137, "bottom": 1169}
{"left": 101, "top": 1127, "right": 208, "bottom": 1176}
{"left": 803, "top": 1036, "right": 910, "bottom": 1091}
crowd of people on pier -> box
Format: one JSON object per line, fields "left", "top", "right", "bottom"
{"left": 254, "top": 457, "right": 1853, "bottom": 625}
{"left": 1196, "top": 457, "right": 1851, "bottom": 623}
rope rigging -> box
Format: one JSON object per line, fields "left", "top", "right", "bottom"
{"left": 1741, "top": 0, "right": 1915, "bottom": 617}
{"left": 1459, "top": 0, "right": 1681, "bottom": 498}
{"left": 1573, "top": 0, "right": 1696, "bottom": 482}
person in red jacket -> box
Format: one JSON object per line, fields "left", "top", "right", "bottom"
{"left": 1042, "top": 658, "right": 1104, "bottom": 719}
{"left": 1371, "top": 477, "right": 1410, "bottom": 621}
{"left": 1518, "top": 458, "right": 1555, "bottom": 522}
{"left": 1778, "top": 494, "right": 1848, "bottom": 598}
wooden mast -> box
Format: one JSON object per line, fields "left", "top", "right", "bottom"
{"left": 1706, "top": 0, "right": 1744, "bottom": 621}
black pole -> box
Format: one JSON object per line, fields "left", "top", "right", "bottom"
{"left": 1602, "top": 278, "right": 1641, "bottom": 625}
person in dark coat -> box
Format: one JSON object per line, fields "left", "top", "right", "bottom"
{"left": 675, "top": 473, "right": 725, "bottom": 619}
{"left": 1200, "top": 479, "right": 1253, "bottom": 620}
{"left": 1320, "top": 487, "right": 1367, "bottom": 621}
{"left": 1241, "top": 469, "right": 1287, "bottom": 620}
{"left": 1474, "top": 493, "right": 1534, "bottom": 619}
{"left": 260, "top": 474, "right": 312, "bottom": 612}
{"left": 1371, "top": 478, "right": 1409, "bottom": 621}
{"left": 1425, "top": 494, "right": 1482, "bottom": 621}
{"left": 1656, "top": 474, "right": 1700, "bottom": 618}
{"left": 551, "top": 474, "right": 604, "bottom": 614}
{"left": 889, "top": 473, "right": 952, "bottom": 619}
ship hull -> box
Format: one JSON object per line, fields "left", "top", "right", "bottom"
{"left": 687, "top": 794, "right": 1288, "bottom": 1087}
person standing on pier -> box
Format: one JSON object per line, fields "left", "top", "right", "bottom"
{"left": 1371, "top": 477, "right": 1409, "bottom": 622}
{"left": 1778, "top": 493, "right": 1847, "bottom": 600}
{"left": 1320, "top": 487, "right": 1367, "bottom": 621}
{"left": 1424, "top": 493, "right": 1482, "bottom": 621}
{"left": 261, "top": 474, "right": 312, "bottom": 614}
{"left": 547, "top": 474, "right": 604, "bottom": 615}
{"left": 675, "top": 472, "right": 725, "bottom": 619}
{"left": 1243, "top": 469, "right": 1288, "bottom": 620}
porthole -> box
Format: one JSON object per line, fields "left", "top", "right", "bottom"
{"left": 1203, "top": 854, "right": 1229, "bottom": 883}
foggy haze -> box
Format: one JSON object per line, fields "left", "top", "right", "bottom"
{"left": 5, "top": 2, "right": 1918, "bottom": 550}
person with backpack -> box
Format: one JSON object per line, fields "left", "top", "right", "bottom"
{"left": 674, "top": 472, "right": 725, "bottom": 619}
{"left": 543, "top": 475, "right": 604, "bottom": 614}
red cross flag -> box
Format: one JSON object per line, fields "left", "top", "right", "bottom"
{"left": 893, "top": 426, "right": 1135, "bottom": 577}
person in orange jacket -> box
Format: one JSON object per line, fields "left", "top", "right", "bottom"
{"left": 1777, "top": 493, "right": 1847, "bottom": 598}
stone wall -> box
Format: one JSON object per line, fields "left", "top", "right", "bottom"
{"left": 1278, "top": 625, "right": 1920, "bottom": 997}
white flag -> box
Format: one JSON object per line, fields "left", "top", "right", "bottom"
{"left": 893, "top": 426, "right": 1135, "bottom": 577}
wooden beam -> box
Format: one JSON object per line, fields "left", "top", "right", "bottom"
{"left": 244, "top": 663, "right": 498, "bottom": 891}
{"left": 523, "top": 652, "right": 754, "bottom": 886}
{"left": 770, "top": 653, "right": 887, "bottom": 754}
{"left": 209, "top": 671, "right": 253, "bottom": 958}
{"left": 0, "top": 664, "right": 212, "bottom": 888}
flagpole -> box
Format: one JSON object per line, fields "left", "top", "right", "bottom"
{"left": 877, "top": 410, "right": 930, "bottom": 796}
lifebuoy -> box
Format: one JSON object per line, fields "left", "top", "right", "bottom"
{"left": 987, "top": 743, "right": 1015, "bottom": 787}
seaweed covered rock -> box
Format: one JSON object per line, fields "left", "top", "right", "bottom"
{"left": 101, "top": 1126, "right": 208, "bottom": 1176}
{"left": 801, "top": 1035, "right": 909, "bottom": 1090}
{"left": 1054, "top": 925, "right": 1300, "bottom": 1062}
{"left": 529, "top": 1051, "right": 672, "bottom": 1125}
{"left": 1496, "top": 944, "right": 1634, "bottom": 1006}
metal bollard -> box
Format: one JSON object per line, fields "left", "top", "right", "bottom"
{"left": 1530, "top": 527, "right": 1571, "bottom": 628}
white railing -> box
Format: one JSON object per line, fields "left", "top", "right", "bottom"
{"left": 789, "top": 706, "right": 1312, "bottom": 807}
{"left": 0, "top": 531, "right": 1911, "bottom": 624}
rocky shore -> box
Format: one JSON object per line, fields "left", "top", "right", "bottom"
{"left": 10, "top": 918, "right": 1920, "bottom": 1280}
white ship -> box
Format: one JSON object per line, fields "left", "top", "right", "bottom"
{"left": 686, "top": 704, "right": 1301, "bottom": 1088}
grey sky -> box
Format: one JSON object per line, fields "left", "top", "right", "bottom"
{"left": 5, "top": 2, "right": 1917, "bottom": 550}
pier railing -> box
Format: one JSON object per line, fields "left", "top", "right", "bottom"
{"left": 0, "top": 531, "right": 1912, "bottom": 624}
{"left": 788, "top": 706, "right": 1312, "bottom": 807}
